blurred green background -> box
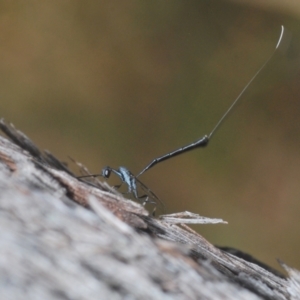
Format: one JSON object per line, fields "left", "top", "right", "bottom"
{"left": 1, "top": 0, "right": 300, "bottom": 271}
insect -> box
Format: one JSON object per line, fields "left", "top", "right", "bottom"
{"left": 79, "top": 26, "right": 286, "bottom": 212}
{"left": 137, "top": 26, "right": 286, "bottom": 177}
{"left": 78, "top": 166, "right": 165, "bottom": 212}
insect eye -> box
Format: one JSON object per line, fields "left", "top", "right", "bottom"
{"left": 101, "top": 167, "right": 111, "bottom": 178}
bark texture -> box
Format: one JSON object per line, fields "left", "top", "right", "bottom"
{"left": 0, "top": 119, "right": 299, "bottom": 300}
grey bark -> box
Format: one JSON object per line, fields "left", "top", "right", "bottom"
{"left": 0, "top": 119, "right": 299, "bottom": 300}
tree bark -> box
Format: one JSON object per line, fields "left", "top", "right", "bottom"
{"left": 0, "top": 119, "right": 299, "bottom": 300}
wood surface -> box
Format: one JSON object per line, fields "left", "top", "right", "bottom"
{"left": 0, "top": 119, "right": 299, "bottom": 300}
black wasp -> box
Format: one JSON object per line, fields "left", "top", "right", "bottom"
{"left": 79, "top": 26, "right": 286, "bottom": 214}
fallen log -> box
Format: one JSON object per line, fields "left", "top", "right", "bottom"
{"left": 0, "top": 119, "right": 299, "bottom": 300}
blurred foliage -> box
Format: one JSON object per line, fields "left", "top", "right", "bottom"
{"left": 0, "top": 0, "right": 300, "bottom": 270}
